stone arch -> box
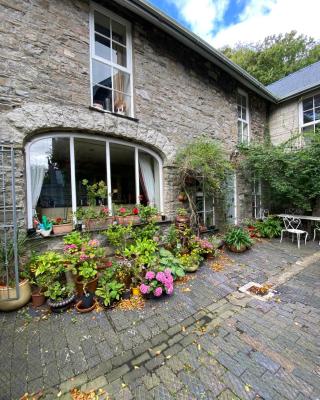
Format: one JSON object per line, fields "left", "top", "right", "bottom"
{"left": 5, "top": 103, "right": 176, "bottom": 163}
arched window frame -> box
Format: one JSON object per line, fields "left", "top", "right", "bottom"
{"left": 25, "top": 133, "right": 164, "bottom": 228}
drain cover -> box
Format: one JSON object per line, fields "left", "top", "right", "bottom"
{"left": 238, "top": 282, "right": 275, "bottom": 301}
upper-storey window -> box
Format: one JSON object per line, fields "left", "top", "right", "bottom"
{"left": 237, "top": 90, "right": 250, "bottom": 144}
{"left": 90, "top": 4, "right": 133, "bottom": 117}
{"left": 301, "top": 93, "right": 320, "bottom": 134}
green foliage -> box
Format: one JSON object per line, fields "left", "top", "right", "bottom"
{"left": 82, "top": 179, "right": 108, "bottom": 207}
{"left": 95, "top": 278, "right": 124, "bottom": 306}
{"left": 254, "top": 217, "right": 282, "bottom": 238}
{"left": 63, "top": 231, "right": 88, "bottom": 249}
{"left": 123, "top": 238, "right": 158, "bottom": 267}
{"left": 138, "top": 205, "right": 158, "bottom": 222}
{"left": 239, "top": 132, "right": 320, "bottom": 212}
{"left": 224, "top": 226, "right": 253, "bottom": 251}
{"left": 176, "top": 208, "right": 188, "bottom": 216}
{"left": 44, "top": 281, "right": 74, "bottom": 301}
{"left": 31, "top": 251, "right": 65, "bottom": 278}
{"left": 0, "top": 233, "right": 27, "bottom": 282}
{"left": 221, "top": 31, "right": 320, "bottom": 85}
{"left": 103, "top": 224, "right": 132, "bottom": 253}
{"left": 176, "top": 138, "right": 233, "bottom": 194}
{"left": 77, "top": 262, "right": 97, "bottom": 282}
{"left": 132, "top": 221, "right": 159, "bottom": 241}
{"left": 178, "top": 251, "right": 202, "bottom": 272}
{"left": 158, "top": 248, "right": 185, "bottom": 280}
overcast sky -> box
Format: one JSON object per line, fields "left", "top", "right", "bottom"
{"left": 148, "top": 0, "right": 320, "bottom": 48}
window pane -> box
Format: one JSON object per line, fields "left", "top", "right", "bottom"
{"left": 92, "top": 59, "right": 112, "bottom": 87}
{"left": 95, "top": 34, "right": 111, "bottom": 60}
{"left": 30, "top": 138, "right": 72, "bottom": 221}
{"left": 237, "top": 105, "right": 241, "bottom": 119}
{"left": 112, "top": 42, "right": 127, "bottom": 67}
{"left": 94, "top": 11, "right": 110, "bottom": 37}
{"left": 110, "top": 143, "right": 135, "bottom": 206}
{"left": 303, "top": 97, "right": 313, "bottom": 111}
{"left": 92, "top": 85, "right": 112, "bottom": 111}
{"left": 112, "top": 19, "right": 126, "bottom": 45}
{"left": 303, "top": 109, "right": 314, "bottom": 124}
{"left": 315, "top": 107, "right": 320, "bottom": 121}
{"left": 74, "top": 139, "right": 107, "bottom": 207}
{"left": 139, "top": 151, "right": 160, "bottom": 209}
{"left": 237, "top": 94, "right": 242, "bottom": 107}
{"left": 243, "top": 123, "right": 249, "bottom": 144}
{"left": 113, "top": 68, "right": 130, "bottom": 93}
{"left": 237, "top": 120, "right": 242, "bottom": 143}
{"left": 114, "top": 92, "right": 131, "bottom": 116}
{"left": 315, "top": 95, "right": 320, "bottom": 108}
{"left": 242, "top": 106, "right": 247, "bottom": 121}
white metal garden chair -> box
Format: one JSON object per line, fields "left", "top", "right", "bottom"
{"left": 313, "top": 223, "right": 320, "bottom": 245}
{"left": 280, "top": 217, "right": 308, "bottom": 249}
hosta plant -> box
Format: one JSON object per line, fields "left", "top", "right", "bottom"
{"left": 224, "top": 226, "right": 253, "bottom": 252}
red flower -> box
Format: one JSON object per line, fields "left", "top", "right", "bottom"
{"left": 101, "top": 207, "right": 109, "bottom": 215}
{"left": 119, "top": 207, "right": 126, "bottom": 214}
{"left": 105, "top": 261, "right": 113, "bottom": 267}
{"left": 132, "top": 207, "right": 139, "bottom": 215}
{"left": 56, "top": 217, "right": 63, "bottom": 224}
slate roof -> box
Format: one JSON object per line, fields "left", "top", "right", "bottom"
{"left": 267, "top": 61, "right": 320, "bottom": 100}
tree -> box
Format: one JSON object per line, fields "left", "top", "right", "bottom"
{"left": 221, "top": 31, "right": 320, "bottom": 85}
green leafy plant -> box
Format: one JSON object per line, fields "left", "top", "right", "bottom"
{"left": 77, "top": 262, "right": 97, "bottom": 282}
{"left": 176, "top": 208, "right": 188, "bottom": 216}
{"left": 178, "top": 251, "right": 202, "bottom": 272}
{"left": 224, "top": 226, "right": 253, "bottom": 251}
{"left": 103, "top": 224, "right": 133, "bottom": 254}
{"left": 139, "top": 205, "right": 158, "bottom": 222}
{"left": 82, "top": 179, "right": 108, "bottom": 207}
{"left": 0, "top": 232, "right": 27, "bottom": 285}
{"left": 158, "top": 247, "right": 185, "bottom": 280}
{"left": 254, "top": 217, "right": 282, "bottom": 238}
{"left": 132, "top": 221, "right": 159, "bottom": 241}
{"left": 63, "top": 231, "right": 88, "bottom": 249}
{"left": 45, "top": 281, "right": 74, "bottom": 301}
{"left": 95, "top": 279, "right": 124, "bottom": 306}
{"left": 31, "top": 251, "right": 65, "bottom": 278}
{"left": 123, "top": 238, "right": 158, "bottom": 268}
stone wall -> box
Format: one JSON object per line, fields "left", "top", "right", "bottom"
{"left": 0, "top": 0, "right": 268, "bottom": 229}
{"left": 268, "top": 100, "right": 300, "bottom": 145}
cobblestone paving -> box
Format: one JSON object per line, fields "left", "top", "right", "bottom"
{"left": 1, "top": 239, "right": 320, "bottom": 400}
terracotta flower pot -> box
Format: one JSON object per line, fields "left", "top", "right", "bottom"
{"left": 0, "top": 280, "right": 31, "bottom": 311}
{"left": 125, "top": 215, "right": 141, "bottom": 224}
{"left": 52, "top": 223, "right": 73, "bottom": 235}
{"left": 85, "top": 217, "right": 114, "bottom": 231}
{"left": 75, "top": 276, "right": 98, "bottom": 296}
{"left": 31, "top": 291, "right": 46, "bottom": 307}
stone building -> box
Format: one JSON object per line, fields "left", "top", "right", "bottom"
{"left": 1, "top": 0, "right": 281, "bottom": 231}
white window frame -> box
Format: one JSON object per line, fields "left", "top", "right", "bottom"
{"left": 252, "top": 177, "right": 262, "bottom": 219}
{"left": 89, "top": 2, "right": 134, "bottom": 117}
{"left": 299, "top": 91, "right": 320, "bottom": 134}
{"left": 25, "top": 133, "right": 163, "bottom": 228}
{"left": 237, "top": 89, "right": 250, "bottom": 144}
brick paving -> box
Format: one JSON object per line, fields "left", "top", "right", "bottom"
{"left": 1, "top": 239, "right": 320, "bottom": 400}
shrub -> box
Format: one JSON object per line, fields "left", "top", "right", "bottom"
{"left": 254, "top": 217, "right": 282, "bottom": 238}
{"left": 224, "top": 226, "right": 253, "bottom": 251}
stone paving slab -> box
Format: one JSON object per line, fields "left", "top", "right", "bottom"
{"left": 0, "top": 239, "right": 320, "bottom": 399}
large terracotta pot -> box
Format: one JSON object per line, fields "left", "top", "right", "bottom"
{"left": 31, "top": 291, "right": 46, "bottom": 307}
{"left": 52, "top": 223, "right": 73, "bottom": 235}
{"left": 0, "top": 280, "right": 31, "bottom": 311}
{"left": 75, "top": 276, "right": 98, "bottom": 296}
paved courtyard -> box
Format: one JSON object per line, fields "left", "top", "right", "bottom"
{"left": 1, "top": 239, "right": 320, "bottom": 400}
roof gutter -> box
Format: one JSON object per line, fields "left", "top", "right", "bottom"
{"left": 112, "top": 0, "right": 277, "bottom": 103}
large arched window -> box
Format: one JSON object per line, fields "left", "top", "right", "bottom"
{"left": 26, "top": 134, "right": 163, "bottom": 228}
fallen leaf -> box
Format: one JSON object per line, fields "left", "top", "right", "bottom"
{"left": 134, "top": 366, "right": 140, "bottom": 369}
{"left": 166, "top": 355, "right": 172, "bottom": 359}
{"left": 57, "top": 391, "right": 62, "bottom": 398}
{"left": 244, "top": 384, "right": 252, "bottom": 392}
{"left": 181, "top": 288, "right": 191, "bottom": 292}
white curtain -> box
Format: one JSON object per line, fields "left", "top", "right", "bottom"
{"left": 139, "top": 153, "right": 155, "bottom": 206}
{"left": 31, "top": 164, "right": 46, "bottom": 215}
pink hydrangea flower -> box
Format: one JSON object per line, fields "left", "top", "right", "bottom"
{"left": 156, "top": 272, "right": 166, "bottom": 283}
{"left": 64, "top": 244, "right": 77, "bottom": 252}
{"left": 140, "top": 284, "right": 150, "bottom": 294}
{"left": 80, "top": 253, "right": 89, "bottom": 261}
{"left": 145, "top": 271, "right": 155, "bottom": 280}
{"left": 166, "top": 285, "right": 174, "bottom": 295}
{"left": 154, "top": 287, "right": 163, "bottom": 297}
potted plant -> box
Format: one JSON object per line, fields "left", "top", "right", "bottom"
{"left": 103, "top": 224, "right": 133, "bottom": 255}
{"left": 115, "top": 207, "right": 131, "bottom": 225}
{"left": 95, "top": 271, "right": 125, "bottom": 307}
{"left": 52, "top": 217, "right": 73, "bottom": 235}
{"left": 0, "top": 234, "right": 32, "bottom": 311}
{"left": 36, "top": 215, "right": 53, "bottom": 237}
{"left": 139, "top": 269, "right": 174, "bottom": 298}
{"left": 30, "top": 250, "right": 67, "bottom": 305}
{"left": 75, "top": 262, "right": 98, "bottom": 296}
{"left": 125, "top": 207, "right": 141, "bottom": 225}
{"left": 139, "top": 205, "right": 159, "bottom": 223}
{"left": 175, "top": 208, "right": 190, "bottom": 227}
{"left": 178, "top": 250, "right": 202, "bottom": 272}
{"left": 224, "top": 226, "right": 253, "bottom": 253}
{"left": 75, "top": 291, "right": 97, "bottom": 313}
{"left": 45, "top": 281, "right": 75, "bottom": 313}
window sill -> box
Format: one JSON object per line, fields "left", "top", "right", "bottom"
{"left": 89, "top": 106, "right": 139, "bottom": 123}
